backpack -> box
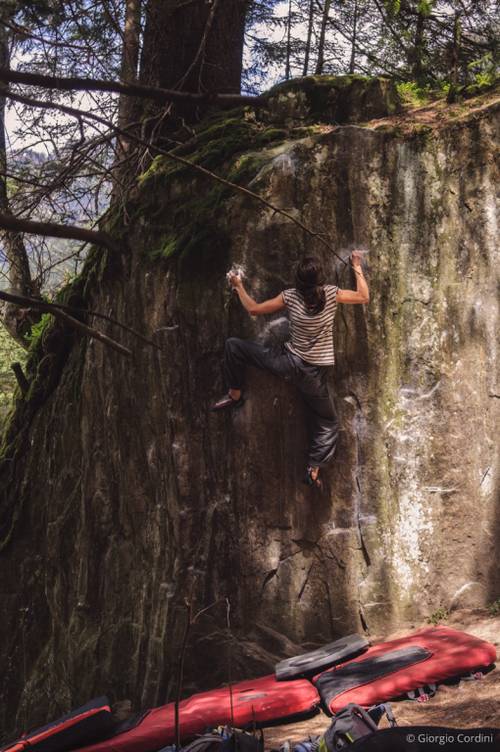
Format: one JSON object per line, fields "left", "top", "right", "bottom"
{"left": 159, "top": 728, "right": 263, "bottom": 752}
{"left": 318, "top": 703, "right": 397, "bottom": 750}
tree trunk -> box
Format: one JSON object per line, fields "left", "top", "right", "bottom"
{"left": 411, "top": 7, "right": 426, "bottom": 84}
{"left": 139, "top": 0, "right": 248, "bottom": 126}
{"left": 0, "top": 14, "right": 39, "bottom": 348}
{"left": 303, "top": 0, "right": 315, "bottom": 76}
{"left": 349, "top": 0, "right": 358, "bottom": 74}
{"left": 446, "top": 11, "right": 461, "bottom": 103}
{"left": 116, "top": 0, "right": 142, "bottom": 157}
{"left": 315, "top": 0, "right": 332, "bottom": 75}
{"left": 285, "top": 0, "right": 292, "bottom": 80}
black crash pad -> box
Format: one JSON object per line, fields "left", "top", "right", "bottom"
{"left": 275, "top": 634, "right": 369, "bottom": 681}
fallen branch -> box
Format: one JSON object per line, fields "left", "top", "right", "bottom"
{"left": 0, "top": 289, "right": 132, "bottom": 357}
{"left": 0, "top": 67, "right": 266, "bottom": 107}
{"left": 0, "top": 211, "right": 119, "bottom": 252}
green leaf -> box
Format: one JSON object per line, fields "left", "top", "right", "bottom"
{"left": 384, "top": 0, "right": 401, "bottom": 15}
{"left": 417, "top": 0, "right": 434, "bottom": 17}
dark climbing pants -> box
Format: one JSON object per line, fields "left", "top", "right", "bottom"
{"left": 224, "top": 337, "right": 339, "bottom": 468}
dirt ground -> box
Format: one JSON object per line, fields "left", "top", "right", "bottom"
{"left": 264, "top": 610, "right": 500, "bottom": 750}
{"left": 368, "top": 87, "right": 500, "bottom": 133}
{"left": 311, "top": 86, "right": 500, "bottom": 138}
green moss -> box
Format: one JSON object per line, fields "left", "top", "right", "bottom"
{"left": 186, "top": 119, "right": 255, "bottom": 169}
{"left": 136, "top": 113, "right": 296, "bottom": 268}
{"left": 461, "top": 76, "right": 499, "bottom": 99}
{"left": 138, "top": 113, "right": 257, "bottom": 185}
{"left": 99, "top": 205, "right": 129, "bottom": 242}
{"left": 397, "top": 81, "right": 434, "bottom": 107}
{"left": 254, "top": 127, "right": 288, "bottom": 145}
{"left": 132, "top": 104, "right": 310, "bottom": 290}
{"left": 137, "top": 111, "right": 295, "bottom": 197}
{"left": 268, "top": 74, "right": 401, "bottom": 122}
{"left": 227, "top": 153, "right": 267, "bottom": 185}
{"left": 24, "top": 313, "right": 54, "bottom": 350}
{"left": 139, "top": 176, "right": 228, "bottom": 270}
{"left": 487, "top": 598, "right": 500, "bottom": 617}
{"left": 290, "top": 125, "right": 323, "bottom": 139}
{"left": 426, "top": 607, "right": 449, "bottom": 625}
{"left": 134, "top": 108, "right": 323, "bottom": 270}
{"left": 150, "top": 233, "right": 180, "bottom": 260}
{"left": 270, "top": 74, "right": 369, "bottom": 97}
{"left": 0, "top": 325, "right": 27, "bottom": 422}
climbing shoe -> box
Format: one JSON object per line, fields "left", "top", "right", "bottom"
{"left": 304, "top": 466, "right": 323, "bottom": 489}
{"left": 211, "top": 393, "right": 245, "bottom": 411}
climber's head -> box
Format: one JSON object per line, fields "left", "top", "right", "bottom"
{"left": 295, "top": 256, "right": 326, "bottom": 314}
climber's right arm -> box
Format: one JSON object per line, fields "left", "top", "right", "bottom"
{"left": 336, "top": 251, "right": 370, "bottom": 304}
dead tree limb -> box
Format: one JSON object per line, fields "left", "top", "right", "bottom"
{"left": 49, "top": 299, "right": 162, "bottom": 352}
{"left": 0, "top": 211, "right": 119, "bottom": 252}
{"left": 0, "top": 289, "right": 132, "bottom": 357}
{"left": 0, "top": 67, "right": 266, "bottom": 106}
{"left": 0, "top": 289, "right": 162, "bottom": 353}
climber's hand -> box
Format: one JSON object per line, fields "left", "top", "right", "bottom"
{"left": 351, "top": 250, "right": 364, "bottom": 268}
{"left": 229, "top": 272, "right": 243, "bottom": 289}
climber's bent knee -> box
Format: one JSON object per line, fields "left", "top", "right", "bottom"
{"left": 225, "top": 336, "right": 243, "bottom": 352}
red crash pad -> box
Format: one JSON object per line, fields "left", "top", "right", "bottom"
{"left": 0, "top": 697, "right": 113, "bottom": 752}
{"left": 73, "top": 675, "right": 320, "bottom": 752}
{"left": 314, "top": 626, "right": 497, "bottom": 714}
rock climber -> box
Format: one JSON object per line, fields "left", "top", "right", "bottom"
{"left": 211, "top": 252, "right": 369, "bottom": 488}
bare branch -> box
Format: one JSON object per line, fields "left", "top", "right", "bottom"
{"left": 0, "top": 67, "right": 265, "bottom": 106}
{"left": 0, "top": 211, "right": 119, "bottom": 252}
{"left": 49, "top": 298, "right": 162, "bottom": 352}
{"left": 0, "top": 289, "right": 131, "bottom": 357}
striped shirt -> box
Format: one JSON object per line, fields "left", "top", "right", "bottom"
{"left": 282, "top": 285, "right": 338, "bottom": 366}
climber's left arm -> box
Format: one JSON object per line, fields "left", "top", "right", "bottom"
{"left": 229, "top": 275, "right": 286, "bottom": 316}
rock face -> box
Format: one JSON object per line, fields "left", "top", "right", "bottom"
{"left": 0, "top": 79, "right": 498, "bottom": 739}
{"left": 263, "top": 75, "right": 402, "bottom": 126}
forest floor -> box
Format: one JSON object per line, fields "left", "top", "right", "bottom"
{"left": 367, "top": 84, "right": 500, "bottom": 134}
{"left": 264, "top": 609, "right": 500, "bottom": 750}
{"left": 309, "top": 84, "right": 499, "bottom": 138}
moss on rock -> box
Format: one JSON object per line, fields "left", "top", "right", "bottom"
{"left": 264, "top": 75, "right": 402, "bottom": 125}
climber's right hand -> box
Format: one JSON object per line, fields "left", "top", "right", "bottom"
{"left": 351, "top": 250, "right": 364, "bottom": 268}
{"left": 229, "top": 272, "right": 243, "bottom": 289}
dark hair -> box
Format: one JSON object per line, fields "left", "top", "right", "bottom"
{"left": 295, "top": 256, "right": 326, "bottom": 314}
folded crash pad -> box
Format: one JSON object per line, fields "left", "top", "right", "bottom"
{"left": 275, "top": 634, "right": 369, "bottom": 680}
{"left": 314, "top": 626, "right": 497, "bottom": 714}
{"left": 0, "top": 697, "right": 114, "bottom": 752}
{"left": 72, "top": 675, "right": 321, "bottom": 752}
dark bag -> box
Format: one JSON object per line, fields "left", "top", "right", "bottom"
{"left": 221, "top": 729, "right": 264, "bottom": 752}
{"left": 160, "top": 728, "right": 263, "bottom": 752}
{"left": 319, "top": 703, "right": 396, "bottom": 750}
